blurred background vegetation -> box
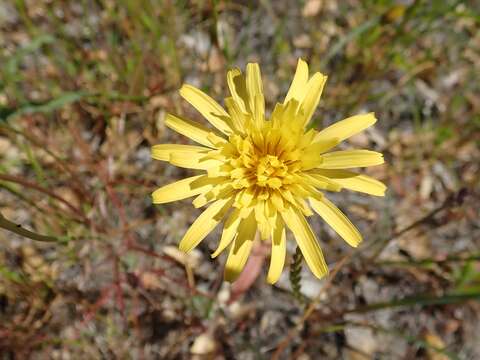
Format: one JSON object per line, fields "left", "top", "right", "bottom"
{"left": 0, "top": 0, "right": 479, "bottom": 358}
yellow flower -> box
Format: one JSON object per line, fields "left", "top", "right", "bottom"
{"left": 152, "top": 59, "right": 386, "bottom": 284}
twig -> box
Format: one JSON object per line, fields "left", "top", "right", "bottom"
{"left": 367, "top": 189, "right": 467, "bottom": 261}
{"left": 0, "top": 173, "right": 86, "bottom": 222}
{"left": 0, "top": 124, "right": 90, "bottom": 200}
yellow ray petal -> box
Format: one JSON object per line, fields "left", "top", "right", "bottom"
{"left": 211, "top": 208, "right": 247, "bottom": 258}
{"left": 300, "top": 139, "right": 341, "bottom": 170}
{"left": 169, "top": 150, "right": 223, "bottom": 170}
{"left": 179, "top": 84, "right": 233, "bottom": 135}
{"left": 267, "top": 215, "right": 286, "bottom": 284}
{"left": 314, "top": 113, "right": 377, "bottom": 144}
{"left": 246, "top": 63, "right": 265, "bottom": 124}
{"left": 224, "top": 212, "right": 257, "bottom": 282}
{"left": 234, "top": 187, "right": 255, "bottom": 208}
{"left": 300, "top": 173, "right": 342, "bottom": 192}
{"left": 271, "top": 103, "right": 286, "bottom": 128}
{"left": 287, "top": 182, "right": 316, "bottom": 200}
{"left": 225, "top": 97, "right": 246, "bottom": 133}
{"left": 309, "top": 196, "right": 362, "bottom": 247}
{"left": 254, "top": 94, "right": 265, "bottom": 126}
{"left": 179, "top": 198, "right": 233, "bottom": 253}
{"left": 295, "top": 197, "right": 314, "bottom": 217}
{"left": 192, "top": 183, "right": 234, "bottom": 208}
{"left": 227, "top": 68, "right": 248, "bottom": 113}
{"left": 152, "top": 175, "right": 210, "bottom": 204}
{"left": 312, "top": 169, "right": 386, "bottom": 196}
{"left": 270, "top": 191, "right": 285, "bottom": 212}
{"left": 318, "top": 150, "right": 384, "bottom": 169}
{"left": 299, "top": 72, "right": 328, "bottom": 127}
{"left": 297, "top": 128, "right": 317, "bottom": 149}
{"left": 151, "top": 144, "right": 210, "bottom": 162}
{"left": 284, "top": 58, "right": 309, "bottom": 104}
{"left": 254, "top": 200, "right": 266, "bottom": 225}
{"left": 165, "top": 113, "right": 225, "bottom": 148}
{"left": 304, "top": 138, "right": 340, "bottom": 154}
{"left": 281, "top": 207, "right": 329, "bottom": 279}
{"left": 281, "top": 100, "right": 302, "bottom": 132}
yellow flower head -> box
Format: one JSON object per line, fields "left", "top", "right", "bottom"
{"left": 152, "top": 59, "right": 386, "bottom": 284}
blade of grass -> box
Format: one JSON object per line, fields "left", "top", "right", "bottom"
{"left": 0, "top": 212, "right": 59, "bottom": 242}
{"left": 378, "top": 253, "right": 480, "bottom": 267}
{"left": 5, "top": 91, "right": 88, "bottom": 121}
{"left": 21, "top": 142, "right": 46, "bottom": 185}
{"left": 0, "top": 173, "right": 86, "bottom": 222}
{"left": 320, "top": 17, "right": 381, "bottom": 68}
{"left": 347, "top": 292, "right": 480, "bottom": 314}
{"left": 326, "top": 321, "right": 460, "bottom": 360}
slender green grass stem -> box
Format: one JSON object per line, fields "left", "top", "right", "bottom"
{"left": 0, "top": 212, "right": 58, "bottom": 242}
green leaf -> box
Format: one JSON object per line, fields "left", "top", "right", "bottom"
{"left": 0, "top": 265, "right": 24, "bottom": 283}
{"left": 189, "top": 295, "right": 215, "bottom": 319}
{"left": 5, "top": 35, "right": 55, "bottom": 76}
{"left": 5, "top": 91, "right": 88, "bottom": 121}
{"left": 349, "top": 292, "right": 480, "bottom": 314}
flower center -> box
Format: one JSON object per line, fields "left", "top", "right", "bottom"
{"left": 255, "top": 155, "right": 287, "bottom": 188}
{"left": 226, "top": 130, "right": 303, "bottom": 192}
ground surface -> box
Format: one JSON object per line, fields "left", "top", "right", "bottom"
{"left": 0, "top": 0, "right": 479, "bottom": 359}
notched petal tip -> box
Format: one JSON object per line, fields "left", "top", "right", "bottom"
{"left": 210, "top": 250, "right": 221, "bottom": 259}
{"left": 228, "top": 67, "right": 242, "bottom": 76}
{"left": 310, "top": 197, "right": 362, "bottom": 248}
{"left": 266, "top": 275, "right": 278, "bottom": 285}
{"left": 318, "top": 269, "right": 330, "bottom": 279}
{"left": 376, "top": 185, "right": 387, "bottom": 197}
{"left": 377, "top": 153, "right": 385, "bottom": 165}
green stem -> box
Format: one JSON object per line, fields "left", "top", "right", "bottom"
{"left": 0, "top": 212, "right": 58, "bottom": 242}
{"left": 290, "top": 246, "right": 305, "bottom": 304}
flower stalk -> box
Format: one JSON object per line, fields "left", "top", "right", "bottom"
{"left": 289, "top": 246, "right": 305, "bottom": 304}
